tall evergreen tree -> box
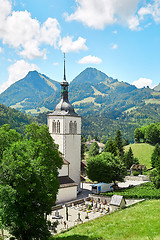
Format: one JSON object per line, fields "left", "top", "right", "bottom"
{"left": 151, "top": 143, "right": 160, "bottom": 169}
{"left": 88, "top": 142, "right": 99, "bottom": 158}
{"left": 104, "top": 137, "right": 117, "bottom": 156}
{"left": 114, "top": 130, "right": 124, "bottom": 159}
{"left": 124, "top": 147, "right": 139, "bottom": 169}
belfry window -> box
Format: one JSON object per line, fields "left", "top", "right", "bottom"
{"left": 69, "top": 121, "right": 77, "bottom": 134}
{"left": 74, "top": 121, "right": 77, "bottom": 133}
{"left": 52, "top": 120, "right": 60, "bottom": 133}
{"left": 69, "top": 121, "right": 72, "bottom": 134}
{"left": 57, "top": 120, "right": 60, "bottom": 133}
{"left": 52, "top": 120, "right": 56, "bottom": 133}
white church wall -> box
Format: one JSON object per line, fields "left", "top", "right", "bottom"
{"left": 65, "top": 134, "right": 81, "bottom": 186}
{"left": 56, "top": 186, "right": 77, "bottom": 203}
{"left": 59, "top": 164, "right": 68, "bottom": 177}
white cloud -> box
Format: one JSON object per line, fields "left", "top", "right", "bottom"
{"left": 138, "top": 0, "right": 160, "bottom": 23}
{"left": 66, "top": 0, "right": 140, "bottom": 30}
{"left": 0, "top": 0, "right": 12, "bottom": 21}
{"left": 128, "top": 15, "right": 141, "bottom": 31}
{"left": 59, "top": 36, "right": 88, "bottom": 53}
{"left": 0, "top": 1, "right": 61, "bottom": 59}
{"left": 112, "top": 44, "right": 118, "bottom": 49}
{"left": 0, "top": 60, "right": 39, "bottom": 93}
{"left": 132, "top": 77, "right": 153, "bottom": 89}
{"left": 78, "top": 55, "right": 102, "bottom": 64}
{"left": 0, "top": 47, "right": 3, "bottom": 53}
{"left": 40, "top": 18, "right": 61, "bottom": 48}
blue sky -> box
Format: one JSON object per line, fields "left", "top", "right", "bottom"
{"left": 0, "top": 0, "right": 160, "bottom": 93}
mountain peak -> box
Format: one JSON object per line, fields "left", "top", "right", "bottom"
{"left": 26, "top": 70, "right": 39, "bottom": 77}
{"left": 71, "top": 67, "right": 117, "bottom": 85}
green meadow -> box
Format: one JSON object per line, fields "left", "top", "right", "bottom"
{"left": 124, "top": 143, "right": 155, "bottom": 169}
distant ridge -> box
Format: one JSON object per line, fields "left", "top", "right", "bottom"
{"left": 1, "top": 67, "right": 160, "bottom": 141}
{"left": 0, "top": 70, "right": 60, "bottom": 114}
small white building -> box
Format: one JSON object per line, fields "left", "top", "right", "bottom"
{"left": 47, "top": 55, "right": 81, "bottom": 203}
{"left": 110, "top": 195, "right": 126, "bottom": 212}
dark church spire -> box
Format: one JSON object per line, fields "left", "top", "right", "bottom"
{"left": 61, "top": 53, "right": 69, "bottom": 101}
{"left": 50, "top": 53, "right": 79, "bottom": 116}
{"left": 63, "top": 53, "right": 66, "bottom": 81}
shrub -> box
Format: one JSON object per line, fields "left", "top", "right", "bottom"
{"left": 133, "top": 171, "right": 139, "bottom": 176}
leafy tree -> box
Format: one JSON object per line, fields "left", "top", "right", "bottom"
{"left": 87, "top": 135, "right": 92, "bottom": 141}
{"left": 104, "top": 137, "right": 117, "bottom": 156}
{"left": 86, "top": 152, "right": 126, "bottom": 183}
{"left": 114, "top": 130, "right": 124, "bottom": 159}
{"left": 145, "top": 124, "right": 160, "bottom": 145}
{"left": 124, "top": 138, "right": 129, "bottom": 146}
{"left": 134, "top": 128, "right": 143, "bottom": 143}
{"left": 0, "top": 123, "right": 63, "bottom": 240}
{"left": 100, "top": 135, "right": 107, "bottom": 144}
{"left": 88, "top": 142, "right": 99, "bottom": 157}
{"left": 150, "top": 168, "right": 160, "bottom": 189}
{"left": 93, "top": 135, "right": 98, "bottom": 141}
{"left": 124, "top": 147, "right": 139, "bottom": 169}
{"left": 151, "top": 143, "right": 160, "bottom": 169}
{"left": 0, "top": 124, "right": 21, "bottom": 161}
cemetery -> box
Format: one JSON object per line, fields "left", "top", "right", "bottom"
{"left": 48, "top": 194, "right": 144, "bottom": 234}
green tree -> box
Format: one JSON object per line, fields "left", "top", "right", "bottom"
{"left": 0, "top": 124, "right": 21, "bottom": 161}
{"left": 134, "top": 128, "right": 143, "bottom": 143}
{"left": 150, "top": 168, "right": 160, "bottom": 189}
{"left": 88, "top": 142, "right": 99, "bottom": 157}
{"left": 124, "top": 147, "right": 139, "bottom": 169}
{"left": 87, "top": 135, "right": 92, "bottom": 141}
{"left": 151, "top": 143, "right": 160, "bottom": 169}
{"left": 114, "top": 130, "right": 124, "bottom": 159}
{"left": 0, "top": 123, "right": 63, "bottom": 240}
{"left": 86, "top": 152, "right": 126, "bottom": 183}
{"left": 145, "top": 124, "right": 160, "bottom": 145}
{"left": 124, "top": 138, "right": 129, "bottom": 146}
{"left": 104, "top": 137, "right": 117, "bottom": 156}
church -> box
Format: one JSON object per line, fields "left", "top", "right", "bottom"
{"left": 47, "top": 55, "right": 81, "bottom": 203}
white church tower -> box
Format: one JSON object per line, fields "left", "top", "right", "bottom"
{"left": 48, "top": 54, "right": 81, "bottom": 197}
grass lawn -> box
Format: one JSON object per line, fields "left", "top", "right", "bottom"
{"left": 124, "top": 143, "right": 154, "bottom": 169}
{"left": 53, "top": 200, "right": 160, "bottom": 240}
{"left": 101, "top": 182, "right": 160, "bottom": 199}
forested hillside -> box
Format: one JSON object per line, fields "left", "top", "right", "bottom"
{"left": 0, "top": 104, "right": 43, "bottom": 134}
{"left": 1, "top": 67, "right": 160, "bottom": 141}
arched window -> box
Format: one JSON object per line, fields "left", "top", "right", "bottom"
{"left": 52, "top": 120, "right": 60, "bottom": 133}
{"left": 69, "top": 121, "right": 72, "bottom": 134}
{"left": 74, "top": 121, "right": 77, "bottom": 134}
{"left": 57, "top": 120, "right": 60, "bottom": 133}
{"left": 69, "top": 121, "right": 77, "bottom": 134}
{"left": 52, "top": 120, "right": 56, "bottom": 133}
